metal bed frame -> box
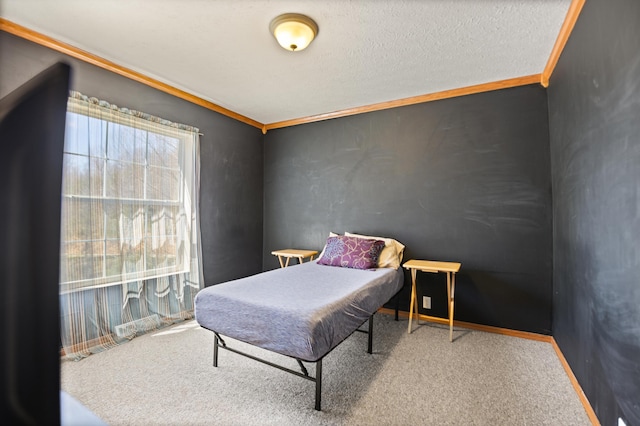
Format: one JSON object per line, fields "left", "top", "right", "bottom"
{"left": 205, "top": 291, "right": 401, "bottom": 411}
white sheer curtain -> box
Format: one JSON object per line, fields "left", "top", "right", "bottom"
{"left": 59, "top": 92, "right": 203, "bottom": 359}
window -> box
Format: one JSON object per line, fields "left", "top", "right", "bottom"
{"left": 59, "top": 95, "right": 199, "bottom": 294}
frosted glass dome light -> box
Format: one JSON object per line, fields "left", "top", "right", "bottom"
{"left": 269, "top": 13, "right": 318, "bottom": 52}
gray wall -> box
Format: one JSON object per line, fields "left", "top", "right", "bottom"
{"left": 264, "top": 85, "right": 553, "bottom": 334}
{"left": 0, "top": 31, "right": 265, "bottom": 285}
{"left": 547, "top": 0, "right": 640, "bottom": 424}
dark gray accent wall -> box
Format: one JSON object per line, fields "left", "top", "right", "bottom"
{"left": 0, "top": 31, "right": 264, "bottom": 285}
{"left": 264, "top": 85, "right": 553, "bottom": 334}
{"left": 547, "top": 0, "right": 640, "bottom": 424}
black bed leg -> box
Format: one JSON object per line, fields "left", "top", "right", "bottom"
{"left": 395, "top": 291, "right": 400, "bottom": 321}
{"left": 315, "top": 359, "right": 322, "bottom": 411}
{"left": 367, "top": 315, "right": 373, "bottom": 354}
{"left": 213, "top": 335, "right": 219, "bottom": 367}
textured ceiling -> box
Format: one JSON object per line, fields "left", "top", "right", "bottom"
{"left": 1, "top": 0, "right": 571, "bottom": 125}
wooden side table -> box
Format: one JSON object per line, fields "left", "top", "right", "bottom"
{"left": 402, "top": 259, "right": 461, "bottom": 342}
{"left": 271, "top": 249, "right": 319, "bottom": 268}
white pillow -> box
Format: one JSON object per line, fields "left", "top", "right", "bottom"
{"left": 344, "top": 232, "right": 405, "bottom": 269}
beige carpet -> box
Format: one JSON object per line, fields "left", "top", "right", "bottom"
{"left": 61, "top": 314, "right": 592, "bottom": 425}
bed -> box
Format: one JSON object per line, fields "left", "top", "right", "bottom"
{"left": 194, "top": 233, "right": 405, "bottom": 410}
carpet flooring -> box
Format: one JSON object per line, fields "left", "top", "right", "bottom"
{"left": 61, "top": 314, "right": 592, "bottom": 425}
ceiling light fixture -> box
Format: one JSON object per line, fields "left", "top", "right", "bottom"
{"left": 269, "top": 13, "right": 318, "bottom": 52}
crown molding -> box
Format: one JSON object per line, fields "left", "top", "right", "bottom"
{"left": 264, "top": 74, "right": 542, "bottom": 132}
{"left": 541, "top": 0, "right": 586, "bottom": 87}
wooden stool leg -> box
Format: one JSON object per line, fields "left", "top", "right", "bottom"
{"left": 448, "top": 272, "right": 456, "bottom": 342}
{"left": 408, "top": 269, "right": 417, "bottom": 333}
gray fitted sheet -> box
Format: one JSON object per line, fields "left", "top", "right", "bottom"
{"left": 194, "top": 261, "right": 404, "bottom": 362}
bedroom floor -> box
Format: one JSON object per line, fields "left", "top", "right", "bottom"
{"left": 61, "top": 314, "right": 592, "bottom": 425}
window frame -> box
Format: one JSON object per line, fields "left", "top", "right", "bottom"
{"left": 59, "top": 100, "right": 193, "bottom": 294}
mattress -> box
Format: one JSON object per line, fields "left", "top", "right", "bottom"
{"left": 194, "top": 261, "right": 404, "bottom": 362}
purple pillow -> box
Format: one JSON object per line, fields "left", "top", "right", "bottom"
{"left": 317, "top": 235, "right": 385, "bottom": 269}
